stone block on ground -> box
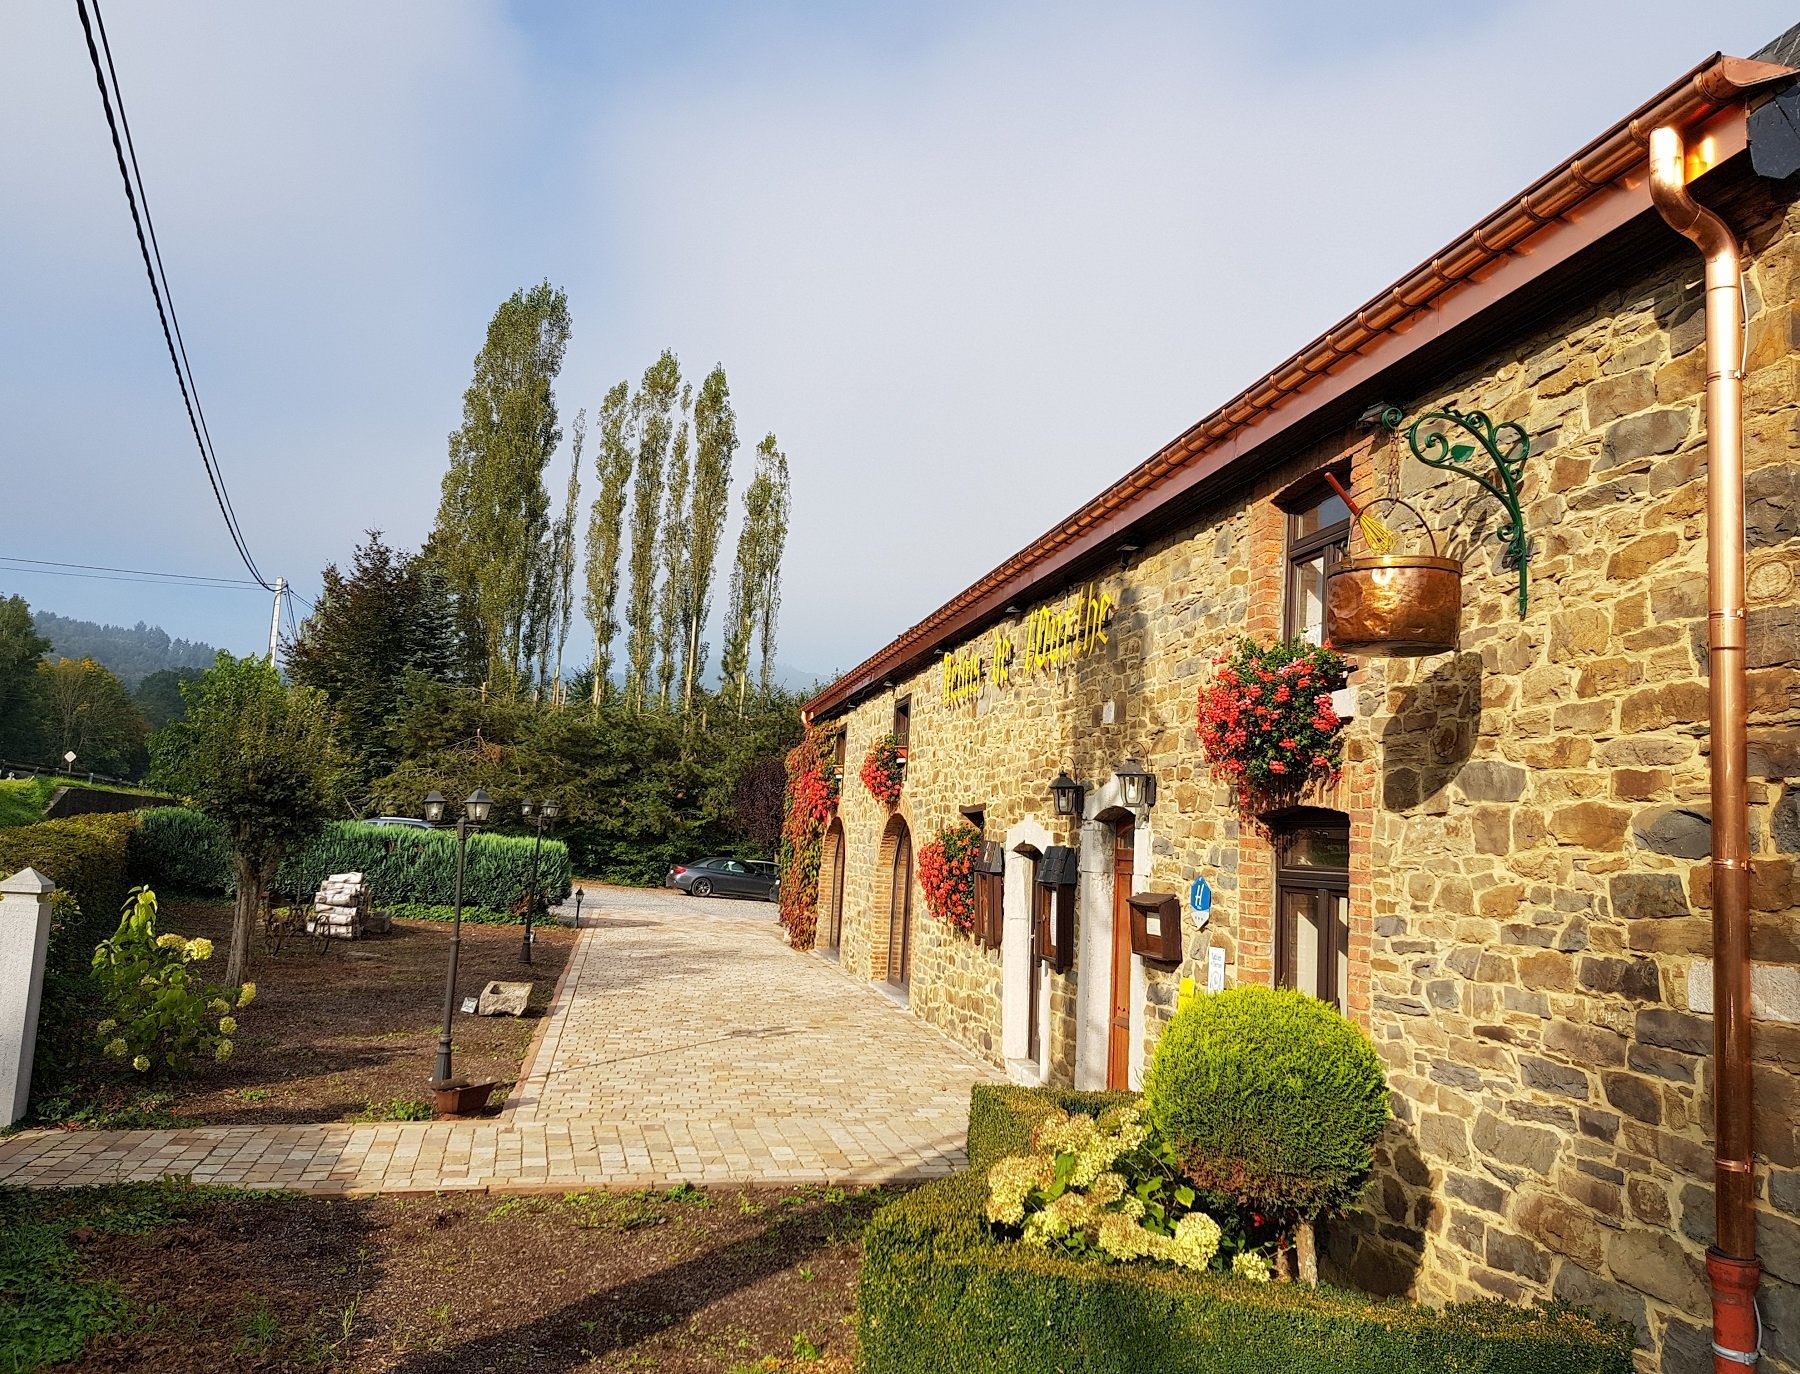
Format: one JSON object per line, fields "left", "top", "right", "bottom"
{"left": 477, "top": 980, "right": 533, "bottom": 1016}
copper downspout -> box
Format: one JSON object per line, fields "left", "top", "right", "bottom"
{"left": 1648, "top": 124, "right": 1760, "bottom": 1373}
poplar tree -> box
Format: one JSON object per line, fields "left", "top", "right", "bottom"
{"left": 431, "top": 282, "right": 572, "bottom": 691}
{"left": 753, "top": 433, "right": 791, "bottom": 695}
{"left": 549, "top": 409, "right": 584, "bottom": 703}
{"left": 682, "top": 366, "right": 736, "bottom": 712}
{"left": 655, "top": 386, "right": 693, "bottom": 709}
{"left": 583, "top": 382, "right": 634, "bottom": 704}
{"left": 624, "top": 350, "right": 681, "bottom": 710}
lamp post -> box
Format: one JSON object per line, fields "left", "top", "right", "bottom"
{"left": 519, "top": 798, "right": 559, "bottom": 965}
{"left": 426, "top": 787, "right": 491, "bottom": 1085}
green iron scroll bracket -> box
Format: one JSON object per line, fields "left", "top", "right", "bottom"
{"left": 1381, "top": 406, "right": 1533, "bottom": 617}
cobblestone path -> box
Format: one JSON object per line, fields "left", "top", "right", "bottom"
{"left": 0, "top": 886, "right": 1001, "bottom": 1194}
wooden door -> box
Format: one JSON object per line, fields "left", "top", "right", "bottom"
{"left": 887, "top": 826, "right": 913, "bottom": 987}
{"left": 1027, "top": 855, "right": 1045, "bottom": 1064}
{"left": 826, "top": 827, "right": 845, "bottom": 948}
{"left": 1107, "top": 821, "right": 1134, "bottom": 1089}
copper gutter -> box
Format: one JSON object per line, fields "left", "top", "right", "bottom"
{"left": 805, "top": 52, "right": 1791, "bottom": 721}
{"left": 1649, "top": 124, "right": 1762, "bottom": 1373}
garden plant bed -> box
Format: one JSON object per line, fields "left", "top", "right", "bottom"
{"left": 0, "top": 1179, "right": 873, "bottom": 1372}
{"left": 37, "top": 899, "right": 576, "bottom": 1128}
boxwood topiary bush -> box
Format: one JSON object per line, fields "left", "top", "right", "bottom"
{"left": 1142, "top": 985, "right": 1389, "bottom": 1218}
{"left": 858, "top": 1085, "right": 1634, "bottom": 1374}
{"left": 128, "top": 809, "right": 572, "bottom": 911}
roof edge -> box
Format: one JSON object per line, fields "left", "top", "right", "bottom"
{"left": 803, "top": 49, "right": 1793, "bottom": 722}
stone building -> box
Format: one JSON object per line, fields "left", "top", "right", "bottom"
{"left": 800, "top": 31, "right": 1800, "bottom": 1374}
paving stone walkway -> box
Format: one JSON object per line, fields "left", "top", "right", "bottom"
{"left": 0, "top": 885, "right": 1001, "bottom": 1194}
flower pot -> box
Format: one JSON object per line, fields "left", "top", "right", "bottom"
{"left": 1326, "top": 554, "right": 1462, "bottom": 657}
{"left": 431, "top": 1079, "right": 497, "bottom": 1119}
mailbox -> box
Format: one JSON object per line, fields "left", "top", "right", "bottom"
{"left": 1036, "top": 846, "right": 1079, "bottom": 973}
{"left": 973, "top": 842, "right": 1006, "bottom": 950}
{"left": 1128, "top": 892, "right": 1182, "bottom": 964}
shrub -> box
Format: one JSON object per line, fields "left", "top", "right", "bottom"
{"left": 858, "top": 1087, "right": 1634, "bottom": 1374}
{"left": 777, "top": 725, "right": 840, "bottom": 948}
{"left": 128, "top": 809, "right": 571, "bottom": 911}
{"left": 1142, "top": 986, "right": 1388, "bottom": 1220}
{"left": 90, "top": 887, "right": 251, "bottom": 1075}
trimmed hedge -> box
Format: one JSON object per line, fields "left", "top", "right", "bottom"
{"left": 128, "top": 809, "right": 572, "bottom": 910}
{"left": 859, "top": 1085, "right": 1634, "bottom": 1374}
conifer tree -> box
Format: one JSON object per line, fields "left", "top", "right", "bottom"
{"left": 583, "top": 382, "right": 634, "bottom": 704}
{"left": 431, "top": 282, "right": 572, "bottom": 691}
{"left": 682, "top": 365, "right": 736, "bottom": 712}
{"left": 624, "top": 350, "right": 681, "bottom": 710}
{"left": 655, "top": 387, "right": 693, "bottom": 709}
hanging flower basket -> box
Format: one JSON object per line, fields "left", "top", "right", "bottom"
{"left": 861, "top": 733, "right": 906, "bottom": 809}
{"left": 919, "top": 820, "right": 982, "bottom": 932}
{"left": 1197, "top": 639, "right": 1349, "bottom": 814}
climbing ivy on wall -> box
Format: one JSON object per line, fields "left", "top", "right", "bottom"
{"left": 777, "top": 725, "right": 841, "bottom": 949}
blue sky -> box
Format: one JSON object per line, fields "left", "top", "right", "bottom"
{"left": 2, "top": 1, "right": 1793, "bottom": 682}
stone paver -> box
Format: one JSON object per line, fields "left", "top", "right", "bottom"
{"left": 0, "top": 884, "right": 1001, "bottom": 1194}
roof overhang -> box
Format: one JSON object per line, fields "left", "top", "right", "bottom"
{"left": 803, "top": 53, "right": 1794, "bottom": 724}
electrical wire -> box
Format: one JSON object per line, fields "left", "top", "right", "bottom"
{"left": 0, "top": 555, "right": 258, "bottom": 587}
{"left": 0, "top": 563, "right": 263, "bottom": 591}
{"left": 75, "top": 0, "right": 274, "bottom": 592}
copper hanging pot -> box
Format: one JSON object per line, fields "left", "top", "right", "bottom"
{"left": 1325, "top": 497, "right": 1461, "bottom": 656}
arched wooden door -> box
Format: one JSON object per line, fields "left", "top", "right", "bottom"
{"left": 886, "top": 823, "right": 913, "bottom": 988}
{"left": 1107, "top": 820, "right": 1135, "bottom": 1089}
{"left": 824, "top": 823, "right": 846, "bottom": 949}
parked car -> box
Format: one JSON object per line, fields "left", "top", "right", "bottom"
{"left": 366, "top": 815, "right": 434, "bottom": 829}
{"left": 667, "top": 857, "right": 780, "bottom": 901}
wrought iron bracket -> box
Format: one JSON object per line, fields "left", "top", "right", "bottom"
{"left": 1382, "top": 406, "right": 1533, "bottom": 616}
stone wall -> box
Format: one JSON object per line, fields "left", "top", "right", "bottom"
{"left": 815, "top": 164, "right": 1800, "bottom": 1373}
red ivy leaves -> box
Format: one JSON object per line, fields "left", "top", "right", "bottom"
{"left": 1197, "top": 637, "right": 1349, "bottom": 813}
{"left": 918, "top": 820, "right": 982, "bottom": 932}
{"left": 860, "top": 733, "right": 905, "bottom": 808}
{"left": 777, "top": 726, "right": 841, "bottom": 949}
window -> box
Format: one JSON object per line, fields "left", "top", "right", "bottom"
{"left": 1273, "top": 812, "right": 1349, "bottom": 1012}
{"left": 892, "top": 696, "right": 912, "bottom": 747}
{"left": 1285, "top": 478, "right": 1351, "bottom": 644}
{"left": 831, "top": 732, "right": 846, "bottom": 772}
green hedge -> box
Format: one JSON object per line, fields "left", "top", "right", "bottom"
{"left": 0, "top": 813, "right": 137, "bottom": 1109}
{"left": 128, "top": 809, "right": 572, "bottom": 910}
{"left": 859, "top": 1086, "right": 1634, "bottom": 1374}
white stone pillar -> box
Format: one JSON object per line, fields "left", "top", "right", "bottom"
{"left": 0, "top": 867, "right": 55, "bottom": 1126}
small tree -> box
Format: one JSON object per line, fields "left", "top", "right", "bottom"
{"left": 151, "top": 653, "right": 341, "bottom": 986}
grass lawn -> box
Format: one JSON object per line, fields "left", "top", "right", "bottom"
{"left": 0, "top": 776, "right": 172, "bottom": 829}
{"left": 0, "top": 1180, "right": 871, "bottom": 1372}
{"left": 36, "top": 899, "right": 577, "bottom": 1128}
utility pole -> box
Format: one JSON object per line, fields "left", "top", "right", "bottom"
{"left": 267, "top": 576, "right": 285, "bottom": 663}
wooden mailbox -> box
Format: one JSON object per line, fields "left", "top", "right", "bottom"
{"left": 1128, "top": 891, "right": 1182, "bottom": 965}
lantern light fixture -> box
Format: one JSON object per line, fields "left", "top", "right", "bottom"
{"left": 1049, "top": 770, "right": 1085, "bottom": 819}
{"left": 1115, "top": 758, "right": 1157, "bottom": 810}
{"left": 422, "top": 790, "right": 446, "bottom": 825}
{"left": 542, "top": 799, "right": 560, "bottom": 821}
{"left": 466, "top": 788, "right": 493, "bottom": 826}
{"left": 520, "top": 798, "right": 534, "bottom": 819}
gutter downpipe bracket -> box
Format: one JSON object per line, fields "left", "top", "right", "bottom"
{"left": 1648, "top": 123, "right": 1761, "bottom": 1374}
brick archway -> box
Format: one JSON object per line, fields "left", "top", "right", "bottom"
{"left": 818, "top": 818, "right": 847, "bottom": 951}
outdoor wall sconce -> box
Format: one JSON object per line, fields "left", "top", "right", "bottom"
{"left": 1049, "top": 770, "right": 1086, "bottom": 819}
{"left": 1127, "top": 892, "right": 1182, "bottom": 965}
{"left": 1115, "top": 758, "right": 1157, "bottom": 810}
{"left": 1036, "top": 846, "right": 1079, "bottom": 973}
{"left": 1381, "top": 406, "right": 1533, "bottom": 617}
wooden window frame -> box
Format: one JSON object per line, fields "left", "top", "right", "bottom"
{"left": 892, "top": 695, "right": 912, "bottom": 748}
{"left": 1272, "top": 814, "right": 1350, "bottom": 1011}
{"left": 1282, "top": 476, "right": 1352, "bottom": 642}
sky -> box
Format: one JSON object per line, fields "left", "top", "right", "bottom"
{"left": 2, "top": 0, "right": 1794, "bottom": 686}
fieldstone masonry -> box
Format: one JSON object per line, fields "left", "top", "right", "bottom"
{"left": 815, "top": 164, "right": 1800, "bottom": 1372}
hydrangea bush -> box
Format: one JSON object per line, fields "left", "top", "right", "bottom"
{"left": 91, "top": 886, "right": 253, "bottom": 1076}
{"left": 860, "top": 733, "right": 906, "bottom": 808}
{"left": 984, "top": 1104, "right": 1273, "bottom": 1280}
{"left": 917, "top": 820, "right": 981, "bottom": 931}
{"left": 1196, "top": 637, "right": 1348, "bottom": 812}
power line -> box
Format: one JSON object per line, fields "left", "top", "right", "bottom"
{"left": 0, "top": 563, "right": 264, "bottom": 591}
{"left": 0, "top": 555, "right": 259, "bottom": 587}
{"left": 74, "top": 0, "right": 273, "bottom": 592}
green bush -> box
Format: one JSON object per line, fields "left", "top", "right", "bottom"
{"left": 1142, "top": 985, "right": 1389, "bottom": 1218}
{"left": 858, "top": 1088, "right": 1634, "bottom": 1374}
{"left": 128, "top": 809, "right": 571, "bottom": 910}
{"left": 90, "top": 887, "right": 252, "bottom": 1075}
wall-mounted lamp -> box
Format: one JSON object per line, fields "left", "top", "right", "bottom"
{"left": 1048, "top": 769, "right": 1085, "bottom": 820}
{"left": 1117, "top": 542, "right": 1140, "bottom": 570}
{"left": 1115, "top": 758, "right": 1157, "bottom": 810}
{"left": 1357, "top": 402, "right": 1404, "bottom": 430}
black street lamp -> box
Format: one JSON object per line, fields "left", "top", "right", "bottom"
{"left": 426, "top": 787, "right": 491, "bottom": 1085}
{"left": 519, "top": 798, "right": 559, "bottom": 965}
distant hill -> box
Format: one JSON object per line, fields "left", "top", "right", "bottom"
{"left": 32, "top": 610, "right": 220, "bottom": 689}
